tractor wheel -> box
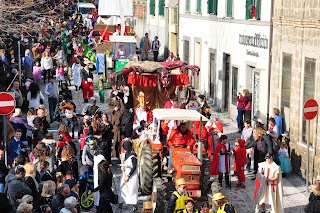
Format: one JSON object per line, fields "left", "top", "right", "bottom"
{"left": 152, "top": 178, "right": 167, "bottom": 213}
{"left": 201, "top": 158, "right": 211, "bottom": 195}
{"left": 139, "top": 145, "right": 160, "bottom": 194}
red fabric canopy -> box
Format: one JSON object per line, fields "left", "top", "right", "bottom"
{"left": 127, "top": 73, "right": 190, "bottom": 87}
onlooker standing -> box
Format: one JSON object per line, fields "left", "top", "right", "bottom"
{"left": 24, "top": 162, "right": 39, "bottom": 205}
{"left": 151, "top": 36, "right": 160, "bottom": 62}
{"left": 241, "top": 120, "right": 253, "bottom": 172}
{"left": 33, "top": 108, "right": 50, "bottom": 143}
{"left": 41, "top": 51, "right": 54, "bottom": 83}
{"left": 5, "top": 166, "right": 32, "bottom": 208}
{"left": 0, "top": 146, "right": 8, "bottom": 193}
{"left": 27, "top": 82, "right": 45, "bottom": 110}
{"left": 272, "top": 108, "right": 283, "bottom": 137}
{"left": 59, "top": 196, "right": 78, "bottom": 213}
{"left": 140, "top": 33, "right": 150, "bottom": 61}
{"left": 23, "top": 49, "right": 33, "bottom": 80}
{"left": 12, "top": 81, "right": 24, "bottom": 108}
{"left": 236, "top": 90, "right": 249, "bottom": 133}
{"left": 10, "top": 108, "right": 32, "bottom": 140}
{"left": 50, "top": 184, "right": 71, "bottom": 213}
{"left": 305, "top": 176, "right": 320, "bottom": 213}
{"left": 9, "top": 129, "right": 25, "bottom": 164}
{"left": 45, "top": 76, "right": 59, "bottom": 123}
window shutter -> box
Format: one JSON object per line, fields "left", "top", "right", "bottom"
{"left": 256, "top": 0, "right": 261, "bottom": 20}
{"left": 150, "top": 0, "right": 155, "bottom": 15}
{"left": 207, "top": 0, "right": 213, "bottom": 14}
{"left": 213, "top": 0, "right": 218, "bottom": 15}
{"left": 159, "top": 0, "right": 165, "bottom": 16}
{"left": 196, "top": 0, "right": 202, "bottom": 13}
{"left": 186, "top": 0, "right": 190, "bottom": 12}
{"left": 226, "top": 0, "right": 232, "bottom": 17}
{"left": 245, "top": 0, "right": 253, "bottom": 19}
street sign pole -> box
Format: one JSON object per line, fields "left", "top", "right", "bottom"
{"left": 3, "top": 115, "right": 7, "bottom": 167}
{"left": 307, "top": 120, "right": 310, "bottom": 193}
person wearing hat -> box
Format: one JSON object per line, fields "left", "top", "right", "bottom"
{"left": 82, "top": 97, "right": 100, "bottom": 116}
{"left": 257, "top": 153, "right": 284, "bottom": 213}
{"left": 167, "top": 178, "right": 190, "bottom": 213}
{"left": 212, "top": 192, "right": 237, "bottom": 213}
{"left": 183, "top": 197, "right": 199, "bottom": 213}
{"left": 80, "top": 58, "right": 94, "bottom": 103}
{"left": 81, "top": 135, "right": 98, "bottom": 168}
{"left": 305, "top": 175, "right": 320, "bottom": 212}
{"left": 197, "top": 95, "right": 209, "bottom": 116}
{"left": 142, "top": 201, "right": 153, "bottom": 213}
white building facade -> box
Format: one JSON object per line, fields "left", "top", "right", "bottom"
{"left": 179, "top": 0, "right": 272, "bottom": 123}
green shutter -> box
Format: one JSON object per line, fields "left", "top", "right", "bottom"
{"left": 207, "top": 0, "right": 213, "bottom": 14}
{"left": 256, "top": 0, "right": 261, "bottom": 20}
{"left": 245, "top": 0, "right": 253, "bottom": 19}
{"left": 150, "top": 0, "right": 155, "bottom": 15}
{"left": 213, "top": 0, "right": 218, "bottom": 15}
{"left": 226, "top": 0, "right": 232, "bottom": 17}
{"left": 186, "top": 0, "right": 190, "bottom": 12}
{"left": 174, "top": 7, "right": 178, "bottom": 24}
{"left": 159, "top": 0, "right": 165, "bottom": 16}
{"left": 196, "top": 0, "right": 201, "bottom": 13}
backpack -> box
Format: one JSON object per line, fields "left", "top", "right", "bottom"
{"left": 256, "top": 139, "right": 266, "bottom": 154}
{"left": 224, "top": 203, "right": 237, "bottom": 213}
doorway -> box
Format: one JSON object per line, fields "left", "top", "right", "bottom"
{"left": 209, "top": 53, "right": 216, "bottom": 104}
{"left": 223, "top": 53, "right": 230, "bottom": 111}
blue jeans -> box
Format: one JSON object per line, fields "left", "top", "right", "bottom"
{"left": 237, "top": 108, "right": 245, "bottom": 130}
{"left": 48, "top": 97, "right": 58, "bottom": 121}
{"left": 65, "top": 117, "right": 75, "bottom": 130}
{"left": 168, "top": 148, "right": 172, "bottom": 167}
{"left": 0, "top": 183, "right": 4, "bottom": 193}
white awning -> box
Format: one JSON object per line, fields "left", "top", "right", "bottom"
{"left": 152, "top": 108, "right": 208, "bottom": 121}
{"left": 109, "top": 36, "right": 137, "bottom": 43}
{"left": 98, "top": 0, "right": 133, "bottom": 16}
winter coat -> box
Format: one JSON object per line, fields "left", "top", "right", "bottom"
{"left": 5, "top": 174, "right": 32, "bottom": 205}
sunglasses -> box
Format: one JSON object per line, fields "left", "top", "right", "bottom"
{"left": 180, "top": 186, "right": 187, "bottom": 189}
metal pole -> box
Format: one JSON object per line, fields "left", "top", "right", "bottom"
{"left": 18, "top": 41, "right": 21, "bottom": 84}
{"left": 3, "top": 115, "right": 7, "bottom": 167}
{"left": 307, "top": 120, "right": 310, "bottom": 192}
{"left": 197, "top": 117, "right": 203, "bottom": 162}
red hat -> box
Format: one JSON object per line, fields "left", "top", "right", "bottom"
{"left": 238, "top": 138, "right": 246, "bottom": 146}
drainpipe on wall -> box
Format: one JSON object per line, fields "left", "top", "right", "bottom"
{"left": 177, "top": 0, "right": 180, "bottom": 55}
{"left": 266, "top": 0, "right": 274, "bottom": 126}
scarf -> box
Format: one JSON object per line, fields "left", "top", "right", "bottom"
{"left": 123, "top": 139, "right": 137, "bottom": 161}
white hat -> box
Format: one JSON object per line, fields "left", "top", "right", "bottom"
{"left": 12, "top": 108, "right": 22, "bottom": 117}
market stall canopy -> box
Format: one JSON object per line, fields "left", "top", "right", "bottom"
{"left": 109, "top": 36, "right": 137, "bottom": 43}
{"left": 153, "top": 109, "right": 208, "bottom": 121}
{"left": 98, "top": 0, "right": 133, "bottom": 16}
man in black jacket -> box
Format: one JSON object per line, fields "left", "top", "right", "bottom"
{"left": 50, "top": 184, "right": 71, "bottom": 213}
{"left": 0, "top": 146, "right": 8, "bottom": 193}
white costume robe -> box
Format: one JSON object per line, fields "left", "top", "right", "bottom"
{"left": 120, "top": 155, "right": 139, "bottom": 205}
{"left": 72, "top": 63, "right": 82, "bottom": 87}
{"left": 93, "top": 154, "right": 106, "bottom": 206}
{"left": 258, "top": 161, "right": 284, "bottom": 213}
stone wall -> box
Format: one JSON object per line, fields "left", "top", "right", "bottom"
{"left": 271, "top": 0, "right": 320, "bottom": 182}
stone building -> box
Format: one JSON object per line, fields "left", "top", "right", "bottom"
{"left": 270, "top": 0, "right": 320, "bottom": 181}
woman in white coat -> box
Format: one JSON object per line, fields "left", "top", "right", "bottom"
{"left": 120, "top": 139, "right": 139, "bottom": 212}
{"left": 72, "top": 56, "right": 82, "bottom": 93}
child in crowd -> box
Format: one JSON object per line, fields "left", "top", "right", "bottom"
{"left": 234, "top": 138, "right": 247, "bottom": 189}
{"left": 33, "top": 61, "right": 42, "bottom": 84}
{"left": 55, "top": 134, "right": 67, "bottom": 161}
{"left": 278, "top": 142, "right": 292, "bottom": 175}
{"left": 63, "top": 61, "right": 72, "bottom": 86}
{"left": 56, "top": 62, "right": 65, "bottom": 87}
{"left": 98, "top": 76, "right": 105, "bottom": 103}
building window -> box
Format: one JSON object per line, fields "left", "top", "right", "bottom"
{"left": 150, "top": 0, "right": 155, "bottom": 15}
{"left": 302, "top": 57, "right": 316, "bottom": 145}
{"left": 245, "top": 0, "right": 261, "bottom": 20}
{"left": 226, "top": 0, "right": 232, "bottom": 17}
{"left": 281, "top": 53, "right": 292, "bottom": 132}
{"left": 159, "top": 0, "right": 165, "bottom": 16}
{"left": 208, "top": 0, "right": 217, "bottom": 15}
{"left": 231, "top": 67, "right": 238, "bottom": 105}
{"left": 196, "top": 0, "right": 202, "bottom": 13}
{"left": 186, "top": 0, "right": 190, "bottom": 12}
{"left": 174, "top": 7, "right": 178, "bottom": 24}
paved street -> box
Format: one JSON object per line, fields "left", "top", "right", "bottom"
{"left": 39, "top": 75, "right": 310, "bottom": 212}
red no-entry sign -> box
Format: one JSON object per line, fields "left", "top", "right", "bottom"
{"left": 303, "top": 99, "right": 318, "bottom": 120}
{"left": 0, "top": 92, "right": 16, "bottom": 115}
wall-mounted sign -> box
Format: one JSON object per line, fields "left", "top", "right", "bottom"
{"left": 239, "top": 33, "right": 268, "bottom": 49}
{"left": 246, "top": 49, "right": 259, "bottom": 57}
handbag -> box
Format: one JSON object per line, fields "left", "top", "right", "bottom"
{"left": 110, "top": 177, "right": 119, "bottom": 204}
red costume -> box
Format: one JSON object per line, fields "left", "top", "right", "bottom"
{"left": 168, "top": 129, "right": 196, "bottom": 148}
{"left": 81, "top": 68, "right": 94, "bottom": 101}
{"left": 206, "top": 120, "right": 224, "bottom": 158}
{"left": 234, "top": 139, "right": 247, "bottom": 183}
{"left": 210, "top": 141, "right": 229, "bottom": 175}
{"left": 134, "top": 107, "right": 153, "bottom": 124}
{"left": 164, "top": 99, "right": 174, "bottom": 108}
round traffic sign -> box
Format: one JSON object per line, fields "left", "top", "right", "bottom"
{"left": 0, "top": 92, "right": 16, "bottom": 115}
{"left": 303, "top": 99, "right": 318, "bottom": 120}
